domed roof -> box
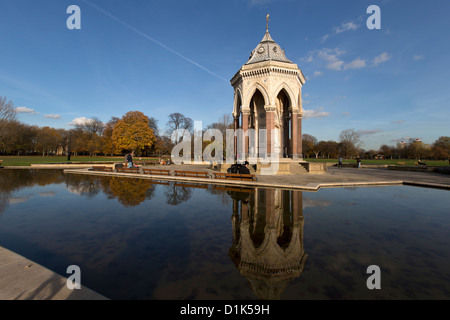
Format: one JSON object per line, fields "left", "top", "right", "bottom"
{"left": 245, "top": 28, "right": 293, "bottom": 65}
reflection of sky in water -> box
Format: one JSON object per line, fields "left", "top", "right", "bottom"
{"left": 0, "top": 170, "right": 449, "bottom": 300}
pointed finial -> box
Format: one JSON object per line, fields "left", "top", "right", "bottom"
{"left": 266, "top": 14, "right": 270, "bottom": 30}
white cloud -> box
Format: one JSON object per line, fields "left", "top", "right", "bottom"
{"left": 68, "top": 117, "right": 93, "bottom": 126}
{"left": 335, "top": 21, "right": 359, "bottom": 34}
{"left": 327, "top": 60, "right": 344, "bottom": 70}
{"left": 15, "top": 106, "right": 37, "bottom": 114}
{"left": 303, "top": 55, "right": 314, "bottom": 63}
{"left": 303, "top": 108, "right": 330, "bottom": 119}
{"left": 413, "top": 55, "right": 424, "bottom": 61}
{"left": 373, "top": 52, "right": 391, "bottom": 66}
{"left": 45, "top": 114, "right": 61, "bottom": 119}
{"left": 313, "top": 70, "right": 323, "bottom": 77}
{"left": 317, "top": 48, "right": 346, "bottom": 70}
{"left": 344, "top": 58, "right": 366, "bottom": 70}
{"left": 342, "top": 112, "right": 351, "bottom": 116}
{"left": 391, "top": 120, "right": 405, "bottom": 124}
{"left": 322, "top": 20, "right": 360, "bottom": 42}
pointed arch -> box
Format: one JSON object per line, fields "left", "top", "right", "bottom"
{"left": 271, "top": 82, "right": 297, "bottom": 111}
{"left": 244, "top": 83, "right": 270, "bottom": 109}
{"left": 233, "top": 88, "right": 243, "bottom": 117}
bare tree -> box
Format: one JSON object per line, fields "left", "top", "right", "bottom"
{"left": 0, "top": 96, "right": 17, "bottom": 121}
{"left": 339, "top": 129, "right": 361, "bottom": 158}
{"left": 166, "top": 113, "right": 193, "bottom": 143}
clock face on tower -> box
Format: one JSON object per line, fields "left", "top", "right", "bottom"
{"left": 257, "top": 46, "right": 265, "bottom": 54}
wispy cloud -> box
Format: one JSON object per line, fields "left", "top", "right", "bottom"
{"left": 317, "top": 48, "right": 346, "bottom": 70}
{"left": 344, "top": 58, "right": 366, "bottom": 70}
{"left": 303, "top": 108, "right": 330, "bottom": 119}
{"left": 391, "top": 120, "right": 405, "bottom": 124}
{"left": 413, "top": 55, "right": 424, "bottom": 61}
{"left": 313, "top": 71, "right": 323, "bottom": 77}
{"left": 322, "top": 20, "right": 361, "bottom": 42}
{"left": 45, "top": 114, "right": 61, "bottom": 119}
{"left": 305, "top": 49, "right": 390, "bottom": 72}
{"left": 15, "top": 106, "right": 37, "bottom": 114}
{"left": 373, "top": 52, "right": 391, "bottom": 66}
{"left": 357, "top": 129, "right": 382, "bottom": 136}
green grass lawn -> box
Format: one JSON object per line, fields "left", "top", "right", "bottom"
{"left": 0, "top": 156, "right": 158, "bottom": 167}
{"left": 305, "top": 158, "right": 449, "bottom": 166}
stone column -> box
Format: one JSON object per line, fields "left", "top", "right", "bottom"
{"left": 297, "top": 114, "right": 302, "bottom": 158}
{"left": 291, "top": 111, "right": 299, "bottom": 159}
{"left": 265, "top": 105, "right": 276, "bottom": 157}
{"left": 241, "top": 110, "right": 250, "bottom": 159}
{"left": 234, "top": 114, "right": 239, "bottom": 159}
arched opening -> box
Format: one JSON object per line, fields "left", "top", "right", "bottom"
{"left": 249, "top": 90, "right": 266, "bottom": 158}
{"left": 275, "top": 89, "right": 292, "bottom": 158}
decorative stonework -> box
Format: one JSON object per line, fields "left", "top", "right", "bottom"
{"left": 231, "top": 25, "right": 306, "bottom": 159}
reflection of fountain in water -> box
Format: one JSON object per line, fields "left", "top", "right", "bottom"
{"left": 228, "top": 188, "right": 307, "bottom": 300}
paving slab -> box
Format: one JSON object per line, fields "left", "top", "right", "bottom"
{"left": 0, "top": 246, "right": 108, "bottom": 300}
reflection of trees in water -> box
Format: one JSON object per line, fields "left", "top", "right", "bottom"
{"left": 164, "top": 182, "right": 192, "bottom": 205}
{"left": 65, "top": 175, "right": 156, "bottom": 207}
{"left": 0, "top": 170, "right": 65, "bottom": 215}
{"left": 108, "top": 178, "right": 155, "bottom": 207}
{"left": 66, "top": 174, "right": 106, "bottom": 198}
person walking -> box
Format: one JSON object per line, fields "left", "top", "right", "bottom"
{"left": 338, "top": 156, "right": 343, "bottom": 168}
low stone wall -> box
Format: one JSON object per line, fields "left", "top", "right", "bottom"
{"left": 30, "top": 162, "right": 118, "bottom": 169}
{"left": 388, "top": 165, "right": 450, "bottom": 174}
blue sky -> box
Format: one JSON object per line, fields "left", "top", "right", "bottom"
{"left": 1, "top": 0, "right": 449, "bottom": 150}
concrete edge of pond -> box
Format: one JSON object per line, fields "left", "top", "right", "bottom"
{"left": 0, "top": 246, "right": 109, "bottom": 300}
{"left": 61, "top": 168, "right": 450, "bottom": 191}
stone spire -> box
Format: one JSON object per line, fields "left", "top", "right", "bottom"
{"left": 245, "top": 15, "right": 293, "bottom": 65}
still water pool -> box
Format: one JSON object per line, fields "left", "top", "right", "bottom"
{"left": 0, "top": 170, "right": 449, "bottom": 300}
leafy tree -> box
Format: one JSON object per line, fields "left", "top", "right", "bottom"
{"left": 431, "top": 136, "right": 450, "bottom": 160}
{"left": 112, "top": 111, "right": 156, "bottom": 155}
{"left": 102, "top": 117, "right": 120, "bottom": 156}
{"left": 302, "top": 134, "right": 317, "bottom": 158}
{"left": 75, "top": 117, "right": 104, "bottom": 156}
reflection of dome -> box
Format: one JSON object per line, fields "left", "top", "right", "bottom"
{"left": 229, "top": 189, "right": 307, "bottom": 300}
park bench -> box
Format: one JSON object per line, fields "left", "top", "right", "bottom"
{"left": 91, "top": 166, "right": 114, "bottom": 172}
{"left": 174, "top": 170, "right": 210, "bottom": 178}
{"left": 213, "top": 172, "right": 256, "bottom": 181}
{"left": 142, "top": 168, "right": 171, "bottom": 176}
{"left": 116, "top": 167, "right": 140, "bottom": 174}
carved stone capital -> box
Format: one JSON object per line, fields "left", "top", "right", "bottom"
{"left": 264, "top": 105, "right": 276, "bottom": 112}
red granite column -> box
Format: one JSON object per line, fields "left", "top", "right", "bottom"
{"left": 291, "top": 112, "right": 298, "bottom": 159}
{"left": 234, "top": 115, "right": 239, "bottom": 158}
{"left": 297, "top": 114, "right": 302, "bottom": 158}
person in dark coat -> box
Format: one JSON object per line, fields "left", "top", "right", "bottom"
{"left": 239, "top": 161, "right": 250, "bottom": 174}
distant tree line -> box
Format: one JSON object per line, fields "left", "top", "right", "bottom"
{"left": 302, "top": 129, "right": 450, "bottom": 161}
{"left": 1, "top": 96, "right": 448, "bottom": 160}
